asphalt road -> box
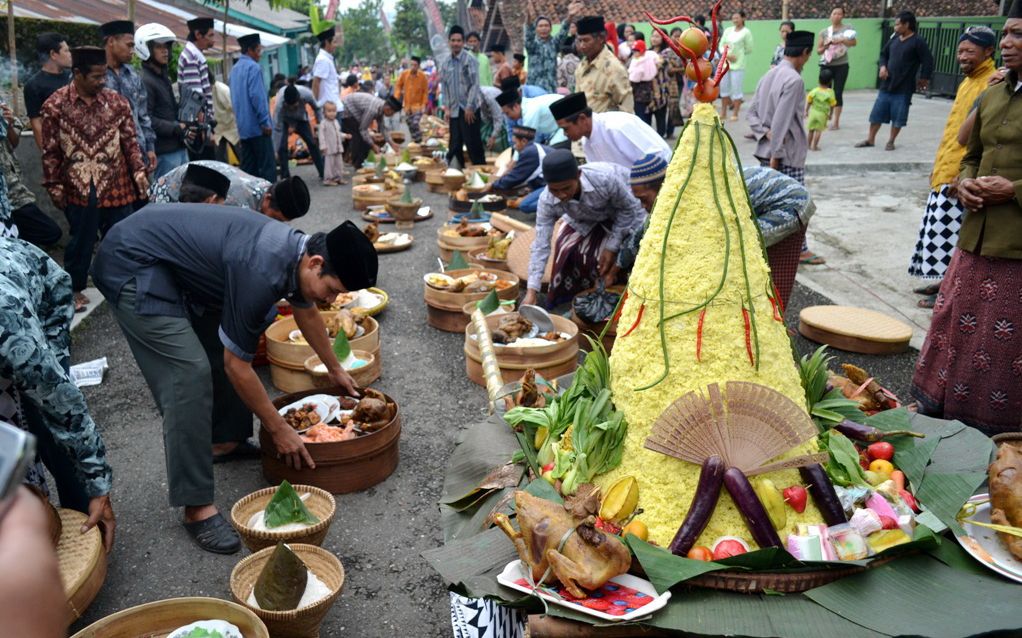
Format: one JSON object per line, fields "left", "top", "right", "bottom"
{"left": 66, "top": 161, "right": 920, "bottom": 636}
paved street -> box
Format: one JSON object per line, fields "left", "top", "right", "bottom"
{"left": 65, "top": 89, "right": 945, "bottom": 635}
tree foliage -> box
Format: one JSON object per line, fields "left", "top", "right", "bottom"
{"left": 391, "top": 0, "right": 456, "bottom": 58}
{"left": 338, "top": 0, "right": 392, "bottom": 66}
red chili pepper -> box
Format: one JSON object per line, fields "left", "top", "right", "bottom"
{"left": 772, "top": 283, "right": 785, "bottom": 314}
{"left": 696, "top": 308, "right": 707, "bottom": 361}
{"left": 768, "top": 294, "right": 782, "bottom": 322}
{"left": 622, "top": 302, "right": 646, "bottom": 337}
{"left": 610, "top": 290, "right": 628, "bottom": 325}
{"left": 709, "top": 0, "right": 722, "bottom": 54}
{"left": 741, "top": 306, "right": 754, "bottom": 366}
{"left": 713, "top": 50, "right": 731, "bottom": 86}
{"left": 644, "top": 11, "right": 696, "bottom": 26}
{"left": 648, "top": 23, "right": 689, "bottom": 61}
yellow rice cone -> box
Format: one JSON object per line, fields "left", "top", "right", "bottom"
{"left": 599, "top": 103, "right": 820, "bottom": 548}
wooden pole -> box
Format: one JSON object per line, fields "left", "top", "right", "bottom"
{"left": 7, "top": 0, "right": 18, "bottom": 115}
{"left": 128, "top": 0, "right": 135, "bottom": 22}
{"left": 782, "top": 0, "right": 790, "bottom": 20}
{"left": 223, "top": 0, "right": 230, "bottom": 82}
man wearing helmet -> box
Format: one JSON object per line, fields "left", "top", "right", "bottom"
{"left": 137, "top": 24, "right": 191, "bottom": 178}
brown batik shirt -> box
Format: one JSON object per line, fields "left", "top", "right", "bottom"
{"left": 40, "top": 83, "right": 146, "bottom": 209}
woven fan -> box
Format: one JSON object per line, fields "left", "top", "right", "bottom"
{"left": 644, "top": 381, "right": 826, "bottom": 475}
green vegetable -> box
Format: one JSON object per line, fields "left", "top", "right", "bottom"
{"left": 184, "top": 629, "right": 223, "bottom": 638}
{"left": 400, "top": 187, "right": 413, "bottom": 204}
{"left": 264, "top": 480, "right": 320, "bottom": 529}
{"left": 819, "top": 430, "right": 869, "bottom": 487}
{"left": 799, "top": 346, "right": 864, "bottom": 430}
{"left": 447, "top": 250, "right": 469, "bottom": 270}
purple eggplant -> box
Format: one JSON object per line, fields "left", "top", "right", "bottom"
{"left": 833, "top": 419, "right": 923, "bottom": 442}
{"left": 799, "top": 463, "right": 847, "bottom": 525}
{"left": 722, "top": 467, "right": 782, "bottom": 550}
{"left": 669, "top": 455, "right": 725, "bottom": 556}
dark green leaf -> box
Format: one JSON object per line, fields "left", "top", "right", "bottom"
{"left": 448, "top": 250, "right": 469, "bottom": 270}
{"left": 263, "top": 480, "right": 319, "bottom": 528}
{"left": 625, "top": 536, "right": 729, "bottom": 592}
{"left": 476, "top": 290, "right": 500, "bottom": 315}
{"left": 915, "top": 471, "right": 987, "bottom": 536}
{"left": 331, "top": 328, "right": 351, "bottom": 361}
{"left": 927, "top": 537, "right": 989, "bottom": 576}
{"left": 523, "top": 477, "right": 563, "bottom": 504}
{"left": 805, "top": 554, "right": 1021, "bottom": 637}
{"left": 819, "top": 430, "right": 868, "bottom": 487}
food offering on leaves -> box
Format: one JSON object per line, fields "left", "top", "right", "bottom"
{"left": 296, "top": 389, "right": 397, "bottom": 444}
{"left": 443, "top": 219, "right": 492, "bottom": 238}
{"left": 328, "top": 292, "right": 358, "bottom": 309}
{"left": 494, "top": 491, "right": 632, "bottom": 599}
{"left": 469, "top": 312, "right": 571, "bottom": 347}
{"left": 485, "top": 234, "right": 512, "bottom": 261}
{"left": 423, "top": 270, "right": 515, "bottom": 294}
{"left": 828, "top": 363, "right": 901, "bottom": 414}
{"left": 246, "top": 480, "right": 320, "bottom": 533}
{"left": 247, "top": 543, "right": 332, "bottom": 611}
{"left": 168, "top": 620, "right": 244, "bottom": 638}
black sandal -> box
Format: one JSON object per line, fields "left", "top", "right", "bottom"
{"left": 212, "top": 439, "right": 261, "bottom": 464}
{"left": 183, "top": 513, "right": 241, "bottom": 554}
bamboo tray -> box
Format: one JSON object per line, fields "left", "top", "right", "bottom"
{"left": 70, "top": 597, "right": 268, "bottom": 638}
{"left": 799, "top": 305, "right": 913, "bottom": 354}
{"left": 59, "top": 509, "right": 107, "bottom": 626}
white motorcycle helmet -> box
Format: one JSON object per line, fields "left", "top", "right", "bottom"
{"left": 134, "top": 23, "right": 178, "bottom": 61}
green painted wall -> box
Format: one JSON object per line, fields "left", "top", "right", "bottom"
{"left": 634, "top": 16, "right": 1006, "bottom": 95}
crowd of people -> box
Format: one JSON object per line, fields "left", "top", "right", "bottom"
{"left": 0, "top": 3, "right": 1020, "bottom": 632}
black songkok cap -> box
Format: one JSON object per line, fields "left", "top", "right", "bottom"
{"left": 71, "top": 46, "right": 107, "bottom": 69}
{"left": 1009, "top": 0, "right": 1022, "bottom": 18}
{"left": 542, "top": 149, "right": 579, "bottom": 183}
{"left": 512, "top": 124, "right": 536, "bottom": 140}
{"left": 513, "top": 52, "right": 526, "bottom": 63}
{"left": 496, "top": 90, "right": 521, "bottom": 107}
{"left": 187, "top": 17, "right": 215, "bottom": 32}
{"left": 385, "top": 95, "right": 403, "bottom": 111}
{"left": 99, "top": 20, "right": 135, "bottom": 38}
{"left": 183, "top": 163, "right": 231, "bottom": 199}
{"left": 326, "top": 220, "right": 379, "bottom": 290}
{"left": 488, "top": 43, "right": 506, "bottom": 53}
{"left": 237, "top": 32, "right": 261, "bottom": 50}
{"left": 549, "top": 91, "right": 588, "bottom": 121}
{"left": 784, "top": 31, "right": 815, "bottom": 53}
{"left": 273, "top": 175, "right": 311, "bottom": 220}
{"left": 317, "top": 26, "right": 336, "bottom": 42}
{"left": 575, "top": 16, "right": 606, "bottom": 35}
{"left": 499, "top": 75, "right": 521, "bottom": 92}
{"left": 284, "top": 84, "right": 299, "bottom": 104}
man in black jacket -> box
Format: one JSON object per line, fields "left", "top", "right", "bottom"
{"left": 137, "top": 24, "right": 190, "bottom": 178}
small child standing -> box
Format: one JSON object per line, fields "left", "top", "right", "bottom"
{"left": 806, "top": 69, "right": 837, "bottom": 151}
{"left": 318, "top": 101, "right": 350, "bottom": 186}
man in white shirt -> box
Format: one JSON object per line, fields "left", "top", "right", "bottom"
{"left": 311, "top": 26, "right": 341, "bottom": 111}
{"left": 550, "top": 91, "right": 671, "bottom": 168}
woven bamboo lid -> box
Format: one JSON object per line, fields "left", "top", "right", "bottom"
{"left": 799, "top": 305, "right": 912, "bottom": 354}
{"left": 505, "top": 219, "right": 561, "bottom": 286}
{"left": 58, "top": 508, "right": 107, "bottom": 623}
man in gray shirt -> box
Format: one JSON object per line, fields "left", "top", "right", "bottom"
{"left": 93, "top": 209, "right": 376, "bottom": 553}
{"left": 746, "top": 30, "right": 815, "bottom": 183}
{"left": 523, "top": 149, "right": 646, "bottom": 308}
{"left": 273, "top": 82, "right": 324, "bottom": 180}
{"left": 441, "top": 25, "right": 486, "bottom": 166}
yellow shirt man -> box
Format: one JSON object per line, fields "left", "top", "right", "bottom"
{"left": 575, "top": 46, "right": 634, "bottom": 113}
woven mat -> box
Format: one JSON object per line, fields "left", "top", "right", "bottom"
{"left": 57, "top": 509, "right": 103, "bottom": 599}
{"left": 799, "top": 305, "right": 912, "bottom": 344}
{"left": 506, "top": 219, "right": 560, "bottom": 286}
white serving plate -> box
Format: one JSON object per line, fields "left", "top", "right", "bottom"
{"left": 957, "top": 493, "right": 1022, "bottom": 584}
{"left": 497, "top": 560, "right": 671, "bottom": 622}
{"left": 277, "top": 394, "right": 344, "bottom": 430}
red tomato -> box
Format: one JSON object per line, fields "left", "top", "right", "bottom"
{"left": 685, "top": 58, "right": 712, "bottom": 83}
{"left": 711, "top": 539, "right": 748, "bottom": 560}
{"left": 693, "top": 78, "right": 719, "bottom": 103}
{"left": 686, "top": 546, "right": 713, "bottom": 561}
{"left": 867, "top": 442, "right": 895, "bottom": 462}
{"left": 679, "top": 27, "right": 709, "bottom": 58}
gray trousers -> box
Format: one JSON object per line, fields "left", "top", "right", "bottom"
{"left": 110, "top": 282, "right": 253, "bottom": 507}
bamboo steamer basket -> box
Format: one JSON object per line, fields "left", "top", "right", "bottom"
{"left": 59, "top": 508, "right": 107, "bottom": 626}
{"left": 436, "top": 224, "right": 498, "bottom": 251}
{"left": 424, "top": 268, "right": 519, "bottom": 332}
{"left": 443, "top": 172, "right": 467, "bottom": 191}
{"left": 260, "top": 386, "right": 401, "bottom": 493}
{"left": 230, "top": 484, "right": 337, "bottom": 552}
{"left": 71, "top": 597, "right": 269, "bottom": 638}
{"left": 230, "top": 544, "right": 344, "bottom": 638}
{"left": 461, "top": 300, "right": 514, "bottom": 320}
{"left": 464, "top": 314, "right": 580, "bottom": 386}
{"left": 352, "top": 183, "right": 403, "bottom": 210}
{"left": 385, "top": 197, "right": 423, "bottom": 222}
{"left": 570, "top": 285, "right": 624, "bottom": 354}
{"left": 265, "top": 314, "right": 379, "bottom": 393}
{"left": 303, "top": 351, "right": 380, "bottom": 389}
{"left": 352, "top": 173, "right": 386, "bottom": 186}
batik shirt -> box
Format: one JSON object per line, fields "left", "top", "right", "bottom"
{"left": 529, "top": 162, "right": 646, "bottom": 291}
{"left": 524, "top": 19, "right": 571, "bottom": 93}
{"left": 106, "top": 64, "right": 156, "bottom": 155}
{"left": 0, "top": 236, "right": 113, "bottom": 498}
{"left": 0, "top": 116, "right": 36, "bottom": 209}
{"left": 149, "top": 160, "right": 269, "bottom": 212}
{"left": 40, "top": 84, "right": 147, "bottom": 208}
{"left": 576, "top": 47, "right": 634, "bottom": 113}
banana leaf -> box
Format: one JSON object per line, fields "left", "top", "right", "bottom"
{"left": 263, "top": 480, "right": 319, "bottom": 528}
{"left": 448, "top": 250, "right": 469, "bottom": 270}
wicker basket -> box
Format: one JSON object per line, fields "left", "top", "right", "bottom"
{"left": 385, "top": 197, "right": 423, "bottom": 222}
{"left": 686, "top": 554, "right": 900, "bottom": 594}
{"left": 230, "top": 544, "right": 344, "bottom": 638}
{"left": 443, "top": 173, "right": 467, "bottom": 191}
{"left": 424, "top": 268, "right": 519, "bottom": 332}
{"left": 463, "top": 314, "right": 580, "bottom": 386}
{"left": 230, "top": 485, "right": 337, "bottom": 552}
{"left": 70, "top": 597, "right": 269, "bottom": 638}
{"left": 303, "top": 351, "right": 380, "bottom": 389}
{"left": 59, "top": 509, "right": 107, "bottom": 626}
{"left": 390, "top": 131, "right": 406, "bottom": 144}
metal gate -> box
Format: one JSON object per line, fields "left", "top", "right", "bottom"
{"left": 879, "top": 17, "right": 1006, "bottom": 98}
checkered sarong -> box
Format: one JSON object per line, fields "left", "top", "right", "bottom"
{"left": 908, "top": 184, "right": 963, "bottom": 281}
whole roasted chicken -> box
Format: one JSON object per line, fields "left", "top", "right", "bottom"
{"left": 492, "top": 313, "right": 533, "bottom": 344}
{"left": 989, "top": 443, "right": 1022, "bottom": 560}
{"left": 353, "top": 388, "right": 397, "bottom": 432}
{"left": 493, "top": 491, "right": 631, "bottom": 598}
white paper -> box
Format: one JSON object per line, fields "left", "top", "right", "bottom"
{"left": 70, "top": 357, "right": 108, "bottom": 387}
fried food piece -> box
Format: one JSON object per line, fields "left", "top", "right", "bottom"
{"left": 283, "top": 403, "right": 321, "bottom": 430}
{"left": 989, "top": 443, "right": 1022, "bottom": 560}
{"left": 515, "top": 369, "right": 545, "bottom": 408}
{"left": 364, "top": 221, "right": 381, "bottom": 243}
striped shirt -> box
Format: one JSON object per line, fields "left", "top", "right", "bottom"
{"left": 440, "top": 51, "right": 481, "bottom": 117}
{"left": 178, "top": 41, "right": 215, "bottom": 125}
{"left": 341, "top": 92, "right": 387, "bottom": 146}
